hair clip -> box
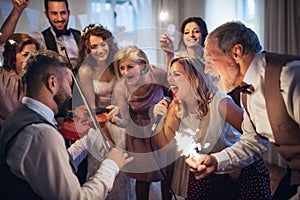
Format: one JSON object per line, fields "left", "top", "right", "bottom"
{"left": 8, "top": 39, "right": 16, "bottom": 45}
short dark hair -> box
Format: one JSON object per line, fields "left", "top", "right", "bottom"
{"left": 44, "top": 0, "right": 69, "bottom": 12}
{"left": 22, "top": 50, "right": 71, "bottom": 96}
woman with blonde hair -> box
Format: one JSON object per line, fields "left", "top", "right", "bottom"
{"left": 111, "top": 45, "right": 172, "bottom": 200}
{"left": 154, "top": 57, "right": 271, "bottom": 199}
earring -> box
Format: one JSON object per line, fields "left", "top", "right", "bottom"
{"left": 141, "top": 66, "right": 148, "bottom": 74}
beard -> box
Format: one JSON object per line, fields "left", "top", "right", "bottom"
{"left": 54, "top": 88, "right": 70, "bottom": 118}
{"left": 49, "top": 19, "right": 69, "bottom": 35}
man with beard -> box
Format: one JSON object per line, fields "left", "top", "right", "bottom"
{"left": 0, "top": 0, "right": 80, "bottom": 69}
{"left": 0, "top": 50, "right": 133, "bottom": 199}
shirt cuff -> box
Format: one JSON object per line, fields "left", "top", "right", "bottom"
{"left": 102, "top": 159, "right": 119, "bottom": 176}
{"left": 211, "top": 151, "right": 233, "bottom": 173}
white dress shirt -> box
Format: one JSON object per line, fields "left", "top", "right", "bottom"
{"left": 212, "top": 52, "right": 300, "bottom": 172}
{"left": 30, "top": 28, "right": 79, "bottom": 68}
{"left": 6, "top": 97, "right": 119, "bottom": 200}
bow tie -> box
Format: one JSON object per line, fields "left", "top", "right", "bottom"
{"left": 237, "top": 82, "right": 255, "bottom": 94}
{"left": 56, "top": 29, "right": 71, "bottom": 38}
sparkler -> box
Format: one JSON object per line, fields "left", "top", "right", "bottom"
{"left": 174, "top": 128, "right": 204, "bottom": 161}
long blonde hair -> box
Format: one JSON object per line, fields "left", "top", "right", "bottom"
{"left": 169, "top": 57, "right": 217, "bottom": 118}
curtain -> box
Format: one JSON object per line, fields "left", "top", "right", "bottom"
{"left": 263, "top": 0, "right": 300, "bottom": 168}
{"left": 264, "top": 0, "right": 300, "bottom": 55}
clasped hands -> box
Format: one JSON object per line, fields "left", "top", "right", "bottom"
{"left": 187, "top": 153, "right": 243, "bottom": 181}
{"left": 185, "top": 154, "right": 218, "bottom": 180}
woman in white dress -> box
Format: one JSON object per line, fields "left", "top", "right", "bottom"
{"left": 77, "top": 23, "right": 132, "bottom": 200}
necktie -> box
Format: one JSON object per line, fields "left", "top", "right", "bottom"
{"left": 238, "top": 82, "right": 255, "bottom": 94}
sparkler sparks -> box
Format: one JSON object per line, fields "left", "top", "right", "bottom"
{"left": 174, "top": 129, "right": 204, "bottom": 160}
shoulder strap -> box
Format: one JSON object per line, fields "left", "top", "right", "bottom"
{"left": 241, "top": 93, "right": 268, "bottom": 140}
{"left": 241, "top": 93, "right": 256, "bottom": 130}
{"left": 264, "top": 52, "right": 300, "bottom": 142}
{"left": 41, "top": 28, "right": 59, "bottom": 53}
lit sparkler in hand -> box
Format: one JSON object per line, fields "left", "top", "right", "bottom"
{"left": 174, "top": 128, "right": 204, "bottom": 161}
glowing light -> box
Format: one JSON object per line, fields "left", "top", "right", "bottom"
{"left": 174, "top": 129, "right": 204, "bottom": 160}
{"left": 159, "top": 10, "right": 169, "bottom": 22}
{"left": 8, "top": 39, "right": 16, "bottom": 45}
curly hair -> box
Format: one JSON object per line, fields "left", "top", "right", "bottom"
{"left": 3, "top": 33, "right": 40, "bottom": 72}
{"left": 77, "top": 24, "right": 119, "bottom": 73}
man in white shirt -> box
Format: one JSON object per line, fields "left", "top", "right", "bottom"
{"left": 0, "top": 0, "right": 80, "bottom": 68}
{"left": 0, "top": 50, "right": 133, "bottom": 199}
{"left": 186, "top": 21, "right": 300, "bottom": 199}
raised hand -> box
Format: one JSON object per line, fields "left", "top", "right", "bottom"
{"left": 159, "top": 32, "right": 174, "bottom": 53}
{"left": 12, "top": 0, "right": 30, "bottom": 12}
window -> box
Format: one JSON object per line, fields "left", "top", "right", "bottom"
{"left": 237, "top": 0, "right": 264, "bottom": 45}
{"left": 83, "top": 0, "right": 135, "bottom": 34}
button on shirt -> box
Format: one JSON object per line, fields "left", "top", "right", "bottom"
{"left": 6, "top": 97, "right": 119, "bottom": 200}
{"left": 212, "top": 52, "right": 300, "bottom": 173}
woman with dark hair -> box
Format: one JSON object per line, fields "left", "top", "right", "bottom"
{"left": 160, "top": 17, "right": 208, "bottom": 65}
{"left": 0, "top": 33, "right": 39, "bottom": 127}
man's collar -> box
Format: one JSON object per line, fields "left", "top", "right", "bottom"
{"left": 243, "top": 52, "right": 263, "bottom": 90}
{"left": 50, "top": 27, "right": 71, "bottom": 38}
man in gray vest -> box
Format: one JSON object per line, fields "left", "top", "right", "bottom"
{"left": 0, "top": 50, "right": 133, "bottom": 199}
{"left": 0, "top": 0, "right": 80, "bottom": 68}
{"left": 186, "top": 21, "right": 300, "bottom": 199}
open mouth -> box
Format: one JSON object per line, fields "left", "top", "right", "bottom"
{"left": 170, "top": 85, "right": 178, "bottom": 94}
{"left": 125, "top": 75, "right": 134, "bottom": 80}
